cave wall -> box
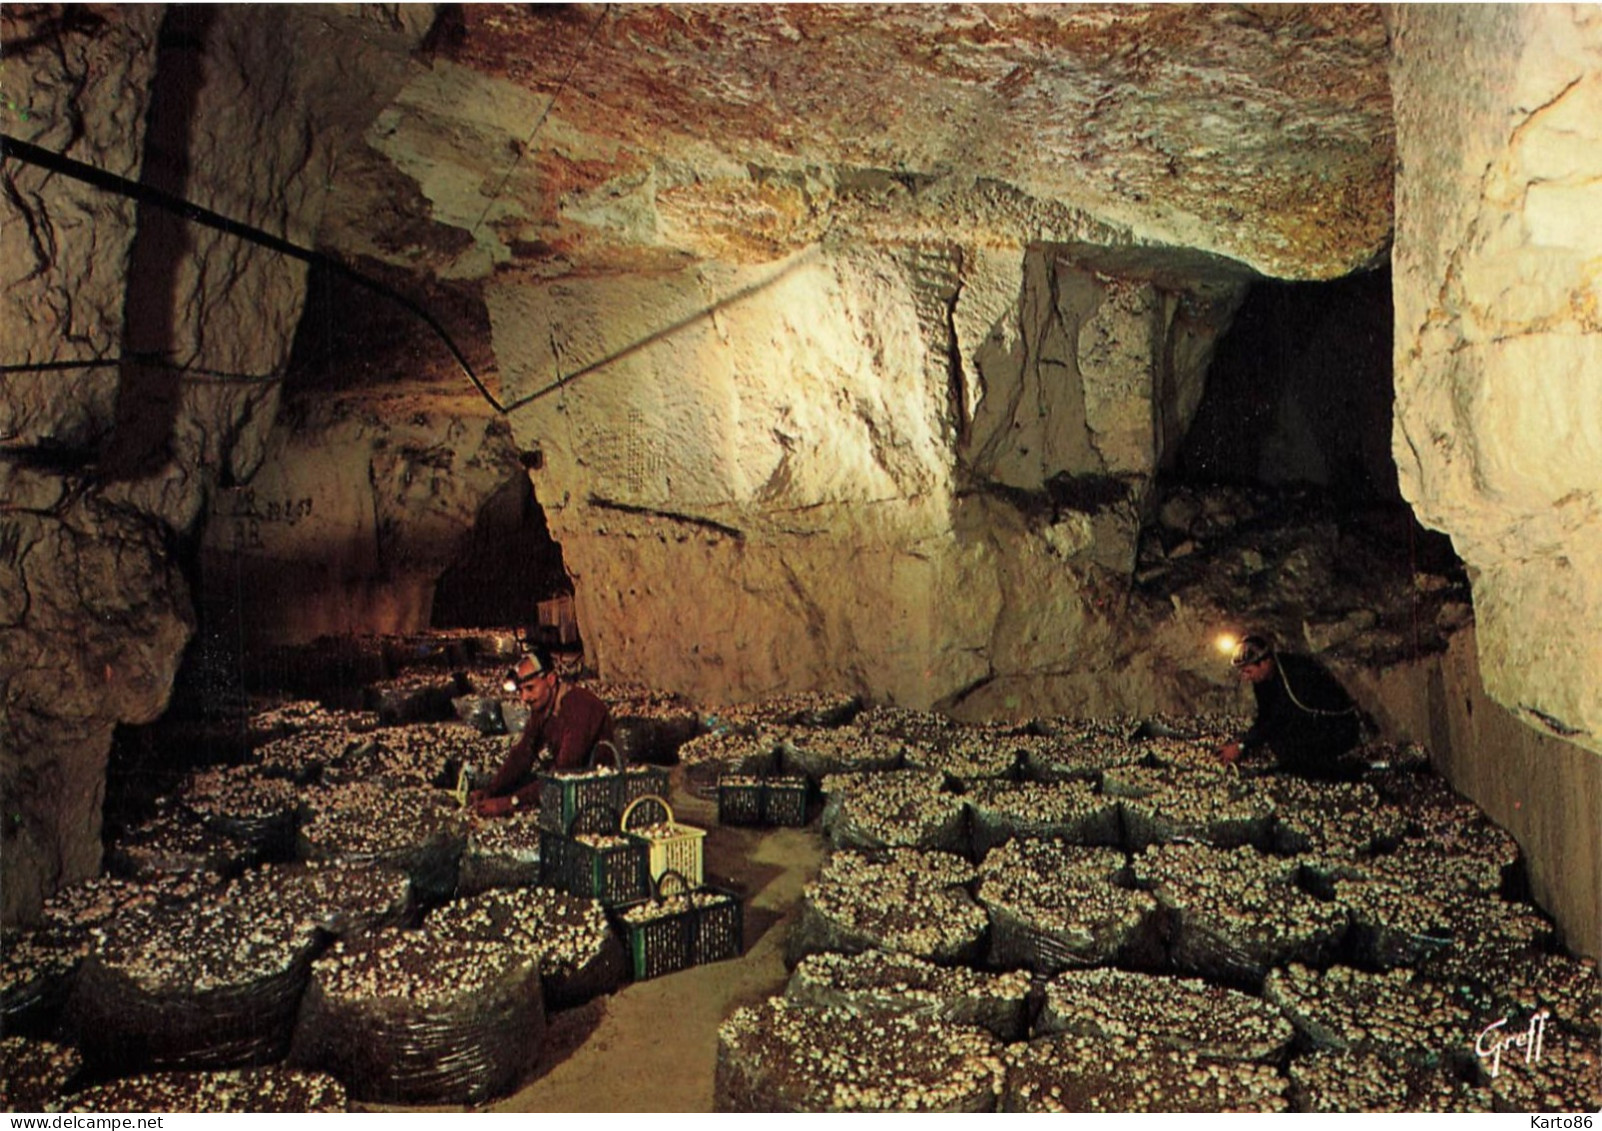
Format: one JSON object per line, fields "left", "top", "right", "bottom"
{"left": 1349, "top": 628, "right": 1601, "bottom": 960}
{"left": 0, "top": 5, "right": 432, "bottom": 923}
{"left": 196, "top": 398, "right": 526, "bottom": 648}
{"left": 489, "top": 245, "right": 1243, "bottom": 707}
{"left": 1389, "top": 5, "right": 1602, "bottom": 758}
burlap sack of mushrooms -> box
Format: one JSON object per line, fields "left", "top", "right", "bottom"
{"left": 784, "top": 951, "right": 1031, "bottom": 1041}
{"left": 457, "top": 813, "right": 545, "bottom": 895}
{"left": 106, "top": 798, "right": 260, "bottom": 882}
{"left": 675, "top": 728, "right": 783, "bottom": 801}
{"left": 976, "top": 839, "right": 1161, "bottom": 972}
{"left": 964, "top": 780, "right": 1122, "bottom": 859}
{"left": 287, "top": 930, "right": 544, "bottom": 1106}
{"left": 65, "top": 884, "right": 323, "bottom": 1075}
{"left": 715, "top": 997, "right": 1006, "bottom": 1112}
{"left": 1034, "top": 967, "right": 1295, "bottom": 1063}
{"left": 296, "top": 782, "right": 468, "bottom": 907}
{"left": 2, "top": 874, "right": 221, "bottom": 1038}
{"left": 57, "top": 1067, "right": 350, "bottom": 1114}
{"left": 785, "top": 848, "right": 987, "bottom": 967}
{"left": 1131, "top": 843, "right": 1350, "bottom": 988}
{"left": 819, "top": 770, "right": 968, "bottom": 856}
{"left": 426, "top": 886, "right": 624, "bottom": 1009}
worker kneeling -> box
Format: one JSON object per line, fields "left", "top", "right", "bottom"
{"left": 471, "top": 645, "right": 616, "bottom": 817}
{"left": 1216, "top": 634, "right": 1363, "bottom": 780}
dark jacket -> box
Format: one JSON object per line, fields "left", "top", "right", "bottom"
{"left": 484, "top": 684, "right": 615, "bottom": 802}
{"left": 1241, "top": 651, "right": 1361, "bottom": 778}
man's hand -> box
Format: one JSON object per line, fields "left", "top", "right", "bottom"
{"left": 473, "top": 794, "right": 514, "bottom": 818}
{"left": 1216, "top": 742, "right": 1242, "bottom": 767}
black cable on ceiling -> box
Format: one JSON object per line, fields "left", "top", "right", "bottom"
{"left": 0, "top": 132, "right": 506, "bottom": 410}
{"left": 469, "top": 3, "right": 613, "bottom": 241}
{"left": 0, "top": 353, "right": 282, "bottom": 382}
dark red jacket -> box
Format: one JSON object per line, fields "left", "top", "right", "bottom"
{"left": 485, "top": 684, "right": 615, "bottom": 798}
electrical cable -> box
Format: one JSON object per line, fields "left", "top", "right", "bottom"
{"left": 0, "top": 133, "right": 502, "bottom": 408}
{"left": 1273, "top": 653, "right": 1360, "bottom": 718}
{"left": 469, "top": 3, "right": 611, "bottom": 240}
{"left": 0, "top": 353, "right": 283, "bottom": 383}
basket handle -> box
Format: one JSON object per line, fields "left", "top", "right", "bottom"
{"left": 652, "top": 867, "right": 693, "bottom": 903}
{"left": 621, "top": 792, "right": 674, "bottom": 831}
{"left": 589, "top": 739, "right": 627, "bottom": 771}
{"left": 566, "top": 802, "right": 623, "bottom": 837}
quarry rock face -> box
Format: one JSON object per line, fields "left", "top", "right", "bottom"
{"left": 198, "top": 397, "right": 526, "bottom": 646}
{"left": 1389, "top": 5, "right": 1602, "bottom": 758}
{"left": 1, "top": 6, "right": 429, "bottom": 922}
{"left": 380, "top": 4, "right": 1394, "bottom": 280}
{"left": 490, "top": 245, "right": 1243, "bottom": 706}
{"left": 1, "top": 2, "right": 1597, "bottom": 959}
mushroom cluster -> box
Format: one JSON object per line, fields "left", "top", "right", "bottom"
{"left": 819, "top": 770, "right": 965, "bottom": 853}
{"left": 246, "top": 700, "right": 380, "bottom": 747}
{"left": 352, "top": 723, "right": 508, "bottom": 789}
{"left": 59, "top": 1066, "right": 350, "bottom": 1113}
{"left": 1001, "top": 1032, "right": 1289, "bottom": 1112}
{"left": 790, "top": 849, "right": 987, "bottom": 965}
{"left": 1, "top": 1037, "right": 82, "bottom": 1112}
{"left": 1264, "top": 963, "right": 1476, "bottom": 1066}
{"left": 1287, "top": 1049, "right": 1493, "bottom": 1113}
{"left": 976, "top": 840, "right": 1158, "bottom": 971}
{"left": 785, "top": 950, "right": 1031, "bottom": 1041}
{"left": 716, "top": 998, "right": 1005, "bottom": 1112}
{"left": 1037, "top": 967, "right": 1295, "bottom": 1062}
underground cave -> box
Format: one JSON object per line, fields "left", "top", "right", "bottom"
{"left": 2, "top": 1, "right": 1599, "bottom": 1114}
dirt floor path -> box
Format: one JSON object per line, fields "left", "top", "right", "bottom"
{"left": 492, "top": 784, "right": 824, "bottom": 1112}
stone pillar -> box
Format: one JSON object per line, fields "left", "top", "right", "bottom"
{"left": 1390, "top": 4, "right": 1602, "bottom": 755}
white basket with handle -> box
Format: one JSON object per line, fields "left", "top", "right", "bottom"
{"left": 622, "top": 794, "right": 706, "bottom": 888}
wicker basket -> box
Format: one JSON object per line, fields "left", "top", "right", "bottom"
{"left": 717, "top": 774, "right": 809, "bottom": 827}
{"left": 611, "top": 870, "right": 743, "bottom": 981}
{"left": 622, "top": 795, "right": 705, "bottom": 888}
{"left": 538, "top": 804, "right": 650, "bottom": 907}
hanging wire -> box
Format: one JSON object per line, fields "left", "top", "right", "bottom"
{"left": 1, "top": 133, "right": 497, "bottom": 405}
{"left": 469, "top": 4, "right": 612, "bottom": 240}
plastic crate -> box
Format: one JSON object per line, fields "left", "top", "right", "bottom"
{"left": 536, "top": 762, "right": 670, "bottom": 834}
{"left": 717, "top": 774, "right": 810, "bottom": 827}
{"left": 619, "top": 765, "right": 671, "bottom": 812}
{"left": 623, "top": 794, "right": 705, "bottom": 888}
{"left": 537, "top": 804, "right": 650, "bottom": 907}
{"left": 612, "top": 872, "right": 743, "bottom": 980}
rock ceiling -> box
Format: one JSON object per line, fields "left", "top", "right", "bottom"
{"left": 317, "top": 3, "right": 1394, "bottom": 289}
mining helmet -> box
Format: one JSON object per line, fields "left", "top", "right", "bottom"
{"left": 501, "top": 647, "right": 553, "bottom": 693}
{"left": 1230, "top": 635, "right": 1273, "bottom": 667}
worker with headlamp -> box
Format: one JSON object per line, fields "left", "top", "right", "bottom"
{"left": 469, "top": 645, "right": 616, "bottom": 817}
{"left": 1216, "top": 633, "right": 1364, "bottom": 780}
